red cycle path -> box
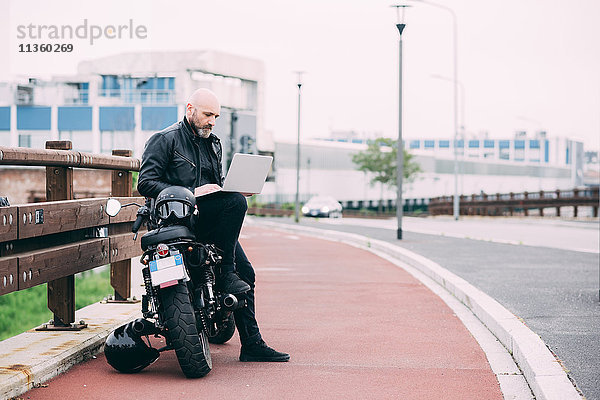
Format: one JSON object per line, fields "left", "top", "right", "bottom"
{"left": 25, "top": 226, "right": 502, "bottom": 399}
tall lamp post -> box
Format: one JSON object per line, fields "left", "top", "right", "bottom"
{"left": 410, "top": 0, "right": 460, "bottom": 220}
{"left": 392, "top": 5, "right": 410, "bottom": 240}
{"left": 431, "top": 74, "right": 466, "bottom": 193}
{"left": 294, "top": 72, "right": 304, "bottom": 223}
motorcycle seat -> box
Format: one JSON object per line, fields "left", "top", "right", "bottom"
{"left": 141, "top": 225, "right": 196, "bottom": 251}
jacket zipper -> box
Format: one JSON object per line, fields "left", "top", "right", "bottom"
{"left": 174, "top": 150, "right": 196, "bottom": 168}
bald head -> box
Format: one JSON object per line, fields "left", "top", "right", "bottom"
{"left": 186, "top": 88, "right": 221, "bottom": 138}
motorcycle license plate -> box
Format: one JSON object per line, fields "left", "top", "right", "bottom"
{"left": 149, "top": 254, "right": 185, "bottom": 286}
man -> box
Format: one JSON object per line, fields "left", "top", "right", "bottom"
{"left": 138, "top": 88, "right": 289, "bottom": 362}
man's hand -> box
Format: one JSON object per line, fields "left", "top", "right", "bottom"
{"left": 194, "top": 184, "right": 222, "bottom": 196}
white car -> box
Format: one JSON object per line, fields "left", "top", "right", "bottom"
{"left": 301, "top": 196, "right": 343, "bottom": 218}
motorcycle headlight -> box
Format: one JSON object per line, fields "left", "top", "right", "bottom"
{"left": 321, "top": 206, "right": 329, "bottom": 213}
{"left": 301, "top": 206, "right": 309, "bottom": 213}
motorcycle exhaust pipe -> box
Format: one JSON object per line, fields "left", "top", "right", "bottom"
{"left": 221, "top": 294, "right": 245, "bottom": 311}
{"left": 131, "top": 318, "right": 161, "bottom": 336}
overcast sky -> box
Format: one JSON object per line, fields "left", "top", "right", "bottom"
{"left": 2, "top": 0, "right": 599, "bottom": 150}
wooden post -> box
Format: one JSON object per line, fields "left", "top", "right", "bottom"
{"left": 555, "top": 189, "right": 561, "bottom": 217}
{"left": 110, "top": 149, "right": 133, "bottom": 301}
{"left": 45, "top": 141, "right": 75, "bottom": 326}
{"left": 523, "top": 191, "right": 529, "bottom": 216}
{"left": 539, "top": 191, "right": 544, "bottom": 217}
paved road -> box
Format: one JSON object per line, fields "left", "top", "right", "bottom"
{"left": 265, "top": 216, "right": 600, "bottom": 399}
{"left": 25, "top": 226, "right": 502, "bottom": 399}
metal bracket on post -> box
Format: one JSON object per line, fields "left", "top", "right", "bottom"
{"left": 101, "top": 294, "right": 140, "bottom": 304}
{"left": 36, "top": 319, "right": 88, "bottom": 331}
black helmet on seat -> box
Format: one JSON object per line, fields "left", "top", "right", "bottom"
{"left": 155, "top": 186, "right": 195, "bottom": 224}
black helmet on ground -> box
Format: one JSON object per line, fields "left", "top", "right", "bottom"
{"left": 104, "top": 319, "right": 160, "bottom": 373}
{"left": 155, "top": 186, "right": 195, "bottom": 224}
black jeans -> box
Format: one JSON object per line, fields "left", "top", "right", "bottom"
{"left": 192, "top": 192, "right": 262, "bottom": 346}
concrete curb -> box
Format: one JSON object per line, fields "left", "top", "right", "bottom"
{"left": 0, "top": 301, "right": 140, "bottom": 399}
{"left": 250, "top": 219, "right": 582, "bottom": 400}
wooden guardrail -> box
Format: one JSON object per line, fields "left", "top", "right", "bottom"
{"left": 429, "top": 188, "right": 599, "bottom": 217}
{"left": 0, "top": 141, "right": 142, "bottom": 330}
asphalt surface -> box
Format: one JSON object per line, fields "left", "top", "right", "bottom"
{"left": 24, "top": 226, "right": 502, "bottom": 399}
{"left": 264, "top": 216, "right": 600, "bottom": 400}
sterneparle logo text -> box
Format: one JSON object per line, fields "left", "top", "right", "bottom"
{"left": 16, "top": 19, "right": 148, "bottom": 45}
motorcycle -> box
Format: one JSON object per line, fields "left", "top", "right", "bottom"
{"left": 103, "top": 186, "right": 245, "bottom": 378}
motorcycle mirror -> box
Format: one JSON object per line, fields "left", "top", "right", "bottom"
{"left": 105, "top": 198, "right": 122, "bottom": 217}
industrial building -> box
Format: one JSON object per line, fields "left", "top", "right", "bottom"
{"left": 0, "top": 50, "right": 268, "bottom": 169}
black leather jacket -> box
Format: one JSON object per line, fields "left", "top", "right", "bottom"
{"left": 137, "top": 118, "right": 224, "bottom": 199}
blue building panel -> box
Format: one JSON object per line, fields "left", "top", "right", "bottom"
{"left": 17, "top": 106, "right": 51, "bottom": 130}
{"left": 484, "top": 140, "right": 495, "bottom": 148}
{"left": 544, "top": 140, "right": 549, "bottom": 163}
{"left": 58, "top": 107, "right": 92, "bottom": 131}
{"left": 468, "top": 140, "right": 480, "bottom": 148}
{"left": 499, "top": 140, "right": 510, "bottom": 149}
{"left": 99, "top": 107, "right": 135, "bottom": 131}
{"left": 514, "top": 140, "right": 525, "bottom": 149}
{"left": 0, "top": 107, "right": 10, "bottom": 130}
{"left": 529, "top": 140, "right": 540, "bottom": 149}
{"left": 424, "top": 140, "right": 435, "bottom": 148}
{"left": 409, "top": 140, "right": 420, "bottom": 149}
{"left": 142, "top": 106, "right": 178, "bottom": 131}
{"left": 438, "top": 140, "right": 449, "bottom": 148}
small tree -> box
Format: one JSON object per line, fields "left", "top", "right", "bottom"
{"left": 351, "top": 137, "right": 421, "bottom": 212}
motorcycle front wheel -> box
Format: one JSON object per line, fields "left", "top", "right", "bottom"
{"left": 159, "top": 281, "right": 212, "bottom": 378}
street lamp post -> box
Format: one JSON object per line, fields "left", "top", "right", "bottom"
{"left": 410, "top": 0, "right": 460, "bottom": 220}
{"left": 431, "top": 73, "right": 466, "bottom": 194}
{"left": 294, "top": 72, "right": 304, "bottom": 223}
{"left": 392, "top": 5, "right": 409, "bottom": 240}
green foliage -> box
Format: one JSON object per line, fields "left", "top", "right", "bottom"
{"left": 280, "top": 202, "right": 296, "bottom": 211}
{"left": 132, "top": 171, "right": 139, "bottom": 192}
{"left": 0, "top": 268, "right": 112, "bottom": 341}
{"left": 351, "top": 137, "right": 421, "bottom": 189}
{"left": 0, "top": 285, "right": 51, "bottom": 341}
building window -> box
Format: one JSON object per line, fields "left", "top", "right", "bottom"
{"left": 18, "top": 131, "right": 50, "bottom": 149}
{"left": 514, "top": 140, "right": 525, "bottom": 161}
{"left": 101, "top": 131, "right": 134, "bottom": 154}
{"left": 100, "top": 76, "right": 175, "bottom": 104}
{"left": 468, "top": 140, "right": 480, "bottom": 148}
{"left": 438, "top": 140, "right": 450, "bottom": 148}
{"left": 0, "top": 131, "right": 11, "bottom": 147}
{"left": 528, "top": 140, "right": 540, "bottom": 162}
{"left": 409, "top": 140, "right": 420, "bottom": 149}
{"left": 424, "top": 140, "right": 435, "bottom": 149}
{"left": 59, "top": 131, "right": 93, "bottom": 153}
{"left": 499, "top": 140, "right": 510, "bottom": 160}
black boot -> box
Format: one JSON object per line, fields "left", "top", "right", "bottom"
{"left": 218, "top": 271, "right": 250, "bottom": 294}
{"left": 240, "top": 339, "right": 290, "bottom": 362}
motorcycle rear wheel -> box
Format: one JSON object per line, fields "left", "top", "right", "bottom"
{"left": 159, "top": 281, "right": 212, "bottom": 378}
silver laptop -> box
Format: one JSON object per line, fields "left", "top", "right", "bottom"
{"left": 195, "top": 153, "right": 273, "bottom": 197}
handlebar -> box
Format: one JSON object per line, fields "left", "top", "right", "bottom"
{"left": 132, "top": 214, "right": 145, "bottom": 233}
{"left": 132, "top": 205, "right": 150, "bottom": 235}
